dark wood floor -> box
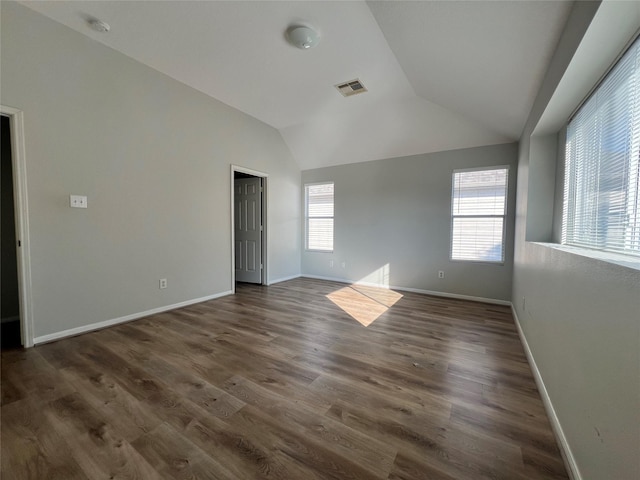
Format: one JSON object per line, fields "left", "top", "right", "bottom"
{"left": 1, "top": 278, "right": 568, "bottom": 479}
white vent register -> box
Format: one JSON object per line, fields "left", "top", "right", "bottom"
{"left": 335, "top": 79, "right": 367, "bottom": 97}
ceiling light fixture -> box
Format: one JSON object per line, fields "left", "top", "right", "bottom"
{"left": 88, "top": 18, "right": 110, "bottom": 33}
{"left": 287, "top": 25, "right": 320, "bottom": 49}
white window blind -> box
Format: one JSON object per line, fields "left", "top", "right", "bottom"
{"left": 563, "top": 36, "right": 640, "bottom": 257}
{"left": 451, "top": 167, "right": 508, "bottom": 262}
{"left": 305, "top": 183, "right": 334, "bottom": 251}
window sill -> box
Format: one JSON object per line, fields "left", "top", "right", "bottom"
{"left": 531, "top": 243, "right": 640, "bottom": 271}
{"left": 450, "top": 258, "right": 505, "bottom": 266}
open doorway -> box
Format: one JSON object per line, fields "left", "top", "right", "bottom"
{"left": 231, "top": 166, "right": 268, "bottom": 291}
{"left": 1, "top": 115, "right": 21, "bottom": 349}
{"left": 1, "top": 106, "right": 33, "bottom": 348}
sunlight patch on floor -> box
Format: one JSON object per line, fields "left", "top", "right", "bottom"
{"left": 327, "top": 285, "right": 403, "bottom": 327}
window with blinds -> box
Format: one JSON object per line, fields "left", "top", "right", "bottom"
{"left": 563, "top": 36, "right": 640, "bottom": 257}
{"left": 305, "top": 183, "right": 334, "bottom": 251}
{"left": 451, "top": 167, "right": 508, "bottom": 262}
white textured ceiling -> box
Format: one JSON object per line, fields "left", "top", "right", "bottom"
{"left": 20, "top": 0, "right": 573, "bottom": 170}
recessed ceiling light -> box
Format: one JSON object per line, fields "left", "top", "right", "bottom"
{"left": 88, "top": 19, "right": 110, "bottom": 33}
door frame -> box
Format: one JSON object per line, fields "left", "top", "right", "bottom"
{"left": 230, "top": 165, "right": 268, "bottom": 293}
{"left": 1, "top": 105, "right": 34, "bottom": 348}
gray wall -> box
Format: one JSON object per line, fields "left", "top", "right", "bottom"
{"left": 0, "top": 2, "right": 301, "bottom": 340}
{"left": 526, "top": 133, "right": 558, "bottom": 242}
{"left": 302, "top": 143, "right": 518, "bottom": 301}
{"left": 514, "top": 2, "right": 640, "bottom": 479}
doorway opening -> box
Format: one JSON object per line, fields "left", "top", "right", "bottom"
{"left": 1, "top": 107, "right": 32, "bottom": 349}
{"left": 1, "top": 115, "right": 21, "bottom": 348}
{"left": 231, "top": 165, "right": 268, "bottom": 292}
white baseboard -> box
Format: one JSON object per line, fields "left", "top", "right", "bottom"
{"left": 510, "top": 305, "right": 582, "bottom": 480}
{"left": 267, "top": 273, "right": 302, "bottom": 285}
{"left": 301, "top": 273, "right": 349, "bottom": 284}
{"left": 32, "top": 290, "right": 233, "bottom": 345}
{"left": 390, "top": 285, "right": 511, "bottom": 306}
{"left": 301, "top": 274, "right": 511, "bottom": 306}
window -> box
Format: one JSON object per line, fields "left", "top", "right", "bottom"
{"left": 451, "top": 167, "right": 508, "bottom": 262}
{"left": 563, "top": 36, "right": 640, "bottom": 257}
{"left": 305, "top": 182, "right": 334, "bottom": 251}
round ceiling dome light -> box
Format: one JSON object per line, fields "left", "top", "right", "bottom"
{"left": 88, "top": 19, "right": 110, "bottom": 33}
{"left": 287, "top": 25, "right": 320, "bottom": 49}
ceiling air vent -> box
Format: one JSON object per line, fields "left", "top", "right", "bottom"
{"left": 335, "top": 79, "right": 368, "bottom": 97}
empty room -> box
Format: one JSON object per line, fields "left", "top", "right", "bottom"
{"left": 1, "top": 1, "right": 638, "bottom": 479}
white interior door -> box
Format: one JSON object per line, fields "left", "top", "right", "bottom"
{"left": 234, "top": 177, "right": 262, "bottom": 283}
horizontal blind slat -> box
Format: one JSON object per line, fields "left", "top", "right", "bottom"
{"left": 563, "top": 36, "right": 640, "bottom": 257}
{"left": 451, "top": 168, "right": 508, "bottom": 262}
{"left": 305, "top": 183, "right": 334, "bottom": 251}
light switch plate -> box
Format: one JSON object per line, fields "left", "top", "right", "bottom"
{"left": 70, "top": 195, "right": 88, "bottom": 208}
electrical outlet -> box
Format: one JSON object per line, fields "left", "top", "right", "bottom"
{"left": 329, "top": 260, "right": 334, "bottom": 268}
{"left": 70, "top": 195, "right": 88, "bottom": 208}
{"left": 341, "top": 262, "right": 346, "bottom": 269}
{"left": 438, "top": 271, "right": 445, "bottom": 279}
{"left": 159, "top": 278, "right": 168, "bottom": 289}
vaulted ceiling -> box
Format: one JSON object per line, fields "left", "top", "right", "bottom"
{"left": 20, "top": 0, "right": 573, "bottom": 170}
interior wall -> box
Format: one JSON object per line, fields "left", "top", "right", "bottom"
{"left": 551, "top": 127, "right": 567, "bottom": 243}
{"left": 513, "top": 1, "right": 640, "bottom": 479}
{"left": 0, "top": 2, "right": 301, "bottom": 341}
{"left": 525, "top": 133, "right": 558, "bottom": 242}
{"left": 302, "top": 143, "right": 518, "bottom": 301}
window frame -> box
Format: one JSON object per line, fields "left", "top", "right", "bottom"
{"left": 304, "top": 181, "right": 334, "bottom": 253}
{"left": 561, "top": 35, "right": 640, "bottom": 258}
{"left": 450, "top": 165, "right": 509, "bottom": 264}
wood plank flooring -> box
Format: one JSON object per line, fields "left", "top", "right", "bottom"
{"left": 1, "top": 278, "right": 568, "bottom": 479}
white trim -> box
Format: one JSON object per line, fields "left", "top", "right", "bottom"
{"left": 301, "top": 273, "right": 349, "bottom": 283}
{"left": 532, "top": 242, "right": 640, "bottom": 271}
{"left": 268, "top": 273, "right": 302, "bottom": 285}
{"left": 232, "top": 165, "right": 269, "bottom": 178}
{"left": 303, "top": 180, "right": 336, "bottom": 187}
{"left": 33, "top": 290, "right": 233, "bottom": 345}
{"left": 450, "top": 166, "right": 509, "bottom": 264}
{"left": 230, "top": 165, "right": 269, "bottom": 291}
{"left": 390, "top": 285, "right": 511, "bottom": 306}
{"left": 301, "top": 274, "right": 511, "bottom": 306}
{"left": 1, "top": 105, "right": 34, "bottom": 348}
{"left": 304, "top": 181, "right": 334, "bottom": 252}
{"left": 452, "top": 164, "right": 511, "bottom": 175}
{"left": 510, "top": 305, "right": 582, "bottom": 480}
